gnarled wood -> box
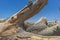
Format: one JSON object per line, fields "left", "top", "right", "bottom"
{"left": 0, "top": 0, "right": 48, "bottom": 36}
{"left": 7, "top": 0, "right": 48, "bottom": 24}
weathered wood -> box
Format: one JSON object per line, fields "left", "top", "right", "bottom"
{"left": 6, "top": 0, "right": 48, "bottom": 24}
{"left": 0, "top": 0, "right": 48, "bottom": 37}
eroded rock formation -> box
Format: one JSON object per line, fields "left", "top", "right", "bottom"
{"left": 35, "top": 17, "right": 48, "bottom": 25}
{"left": 26, "top": 17, "right": 48, "bottom": 34}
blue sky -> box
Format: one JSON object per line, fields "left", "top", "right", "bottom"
{"left": 0, "top": 0, "right": 60, "bottom": 22}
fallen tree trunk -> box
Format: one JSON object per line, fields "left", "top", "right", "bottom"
{"left": 0, "top": 0, "right": 47, "bottom": 35}
{"left": 6, "top": 0, "right": 47, "bottom": 24}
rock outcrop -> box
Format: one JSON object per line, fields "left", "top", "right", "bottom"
{"left": 38, "top": 24, "right": 60, "bottom": 36}
{"left": 34, "top": 17, "right": 48, "bottom": 25}
{"left": 26, "top": 17, "right": 48, "bottom": 34}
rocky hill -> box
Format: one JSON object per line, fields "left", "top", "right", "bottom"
{"left": 0, "top": 19, "right": 6, "bottom": 23}
{"left": 34, "top": 17, "right": 48, "bottom": 25}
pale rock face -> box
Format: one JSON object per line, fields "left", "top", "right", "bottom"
{"left": 0, "top": 19, "right": 5, "bottom": 21}
{"left": 38, "top": 24, "right": 60, "bottom": 36}
{"left": 34, "top": 17, "right": 48, "bottom": 25}
{"left": 25, "top": 17, "right": 48, "bottom": 34}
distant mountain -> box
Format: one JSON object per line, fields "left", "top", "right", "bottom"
{"left": 0, "top": 18, "right": 6, "bottom": 23}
